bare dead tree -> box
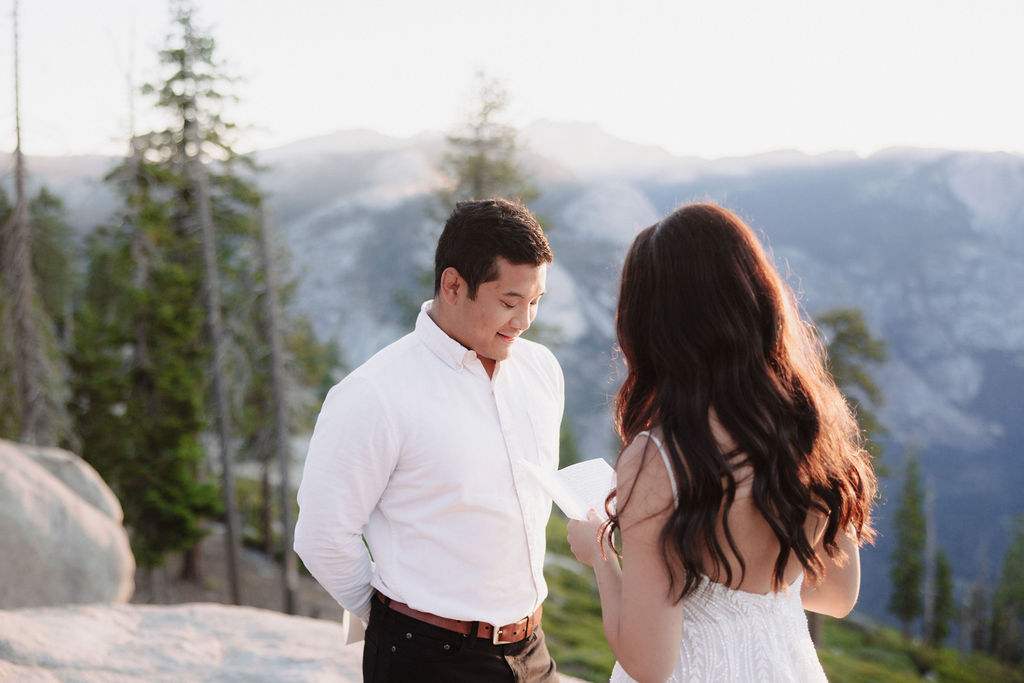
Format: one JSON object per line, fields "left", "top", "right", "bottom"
{"left": 3, "top": 0, "right": 42, "bottom": 444}
{"left": 256, "top": 202, "right": 299, "bottom": 614}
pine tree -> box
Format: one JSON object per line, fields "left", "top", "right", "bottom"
{"left": 437, "top": 71, "right": 538, "bottom": 207}
{"left": 817, "top": 308, "right": 887, "bottom": 462}
{"left": 135, "top": 0, "right": 272, "bottom": 598}
{"left": 70, "top": 139, "right": 220, "bottom": 576}
{"left": 961, "top": 578, "right": 990, "bottom": 653}
{"left": 889, "top": 450, "right": 927, "bottom": 639}
{"left": 29, "top": 188, "right": 75, "bottom": 348}
{"left": 929, "top": 549, "right": 954, "bottom": 646}
{"left": 991, "top": 514, "right": 1024, "bottom": 663}
{"left": 70, "top": 0, "right": 338, "bottom": 603}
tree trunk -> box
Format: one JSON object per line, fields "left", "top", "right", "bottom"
{"left": 129, "top": 138, "right": 158, "bottom": 420}
{"left": 3, "top": 0, "right": 43, "bottom": 444}
{"left": 180, "top": 542, "right": 204, "bottom": 581}
{"left": 194, "top": 155, "right": 242, "bottom": 605}
{"left": 261, "top": 456, "right": 273, "bottom": 556}
{"left": 257, "top": 203, "right": 299, "bottom": 615}
{"left": 922, "top": 478, "right": 936, "bottom": 642}
{"left": 184, "top": 24, "right": 242, "bottom": 605}
{"left": 139, "top": 566, "right": 155, "bottom": 603}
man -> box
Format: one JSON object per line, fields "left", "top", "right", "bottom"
{"left": 294, "top": 198, "right": 564, "bottom": 682}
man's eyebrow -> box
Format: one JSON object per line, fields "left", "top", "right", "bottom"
{"left": 501, "top": 290, "right": 546, "bottom": 298}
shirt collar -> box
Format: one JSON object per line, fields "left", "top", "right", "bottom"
{"left": 415, "top": 300, "right": 484, "bottom": 371}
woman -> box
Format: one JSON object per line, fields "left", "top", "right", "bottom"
{"left": 567, "top": 203, "right": 876, "bottom": 682}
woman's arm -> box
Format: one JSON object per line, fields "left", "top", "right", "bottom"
{"left": 800, "top": 525, "right": 861, "bottom": 618}
{"left": 567, "top": 436, "right": 683, "bottom": 683}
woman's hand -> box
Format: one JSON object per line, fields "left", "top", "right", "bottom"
{"left": 567, "top": 509, "right": 610, "bottom": 567}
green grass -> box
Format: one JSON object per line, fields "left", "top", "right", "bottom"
{"left": 817, "top": 617, "right": 1024, "bottom": 683}
{"left": 543, "top": 513, "right": 615, "bottom": 682}
{"left": 541, "top": 515, "right": 1024, "bottom": 683}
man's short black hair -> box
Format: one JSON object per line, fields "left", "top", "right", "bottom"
{"left": 433, "top": 198, "right": 552, "bottom": 298}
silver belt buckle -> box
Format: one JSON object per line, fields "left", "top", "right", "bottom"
{"left": 492, "top": 624, "right": 514, "bottom": 645}
{"left": 492, "top": 614, "right": 530, "bottom": 645}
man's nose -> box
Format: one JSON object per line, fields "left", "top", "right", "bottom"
{"left": 511, "top": 312, "right": 531, "bottom": 332}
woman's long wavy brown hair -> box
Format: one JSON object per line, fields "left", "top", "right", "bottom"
{"left": 606, "top": 203, "right": 876, "bottom": 600}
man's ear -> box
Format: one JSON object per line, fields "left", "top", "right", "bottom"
{"left": 438, "top": 267, "right": 463, "bottom": 304}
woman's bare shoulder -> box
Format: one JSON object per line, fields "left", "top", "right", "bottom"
{"left": 616, "top": 429, "right": 676, "bottom": 525}
{"left": 616, "top": 429, "right": 667, "bottom": 483}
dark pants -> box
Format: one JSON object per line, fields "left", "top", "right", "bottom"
{"left": 362, "top": 595, "right": 558, "bottom": 682}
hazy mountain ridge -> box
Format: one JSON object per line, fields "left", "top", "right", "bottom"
{"left": 8, "top": 124, "right": 1023, "bottom": 626}
{"left": 269, "top": 133, "right": 1024, "bottom": 625}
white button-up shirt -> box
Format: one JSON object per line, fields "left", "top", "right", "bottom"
{"left": 294, "top": 301, "right": 564, "bottom": 626}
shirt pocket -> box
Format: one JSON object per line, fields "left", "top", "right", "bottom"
{"left": 527, "top": 405, "right": 561, "bottom": 470}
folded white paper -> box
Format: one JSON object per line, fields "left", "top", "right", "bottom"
{"left": 521, "top": 458, "right": 615, "bottom": 520}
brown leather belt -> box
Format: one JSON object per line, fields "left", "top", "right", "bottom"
{"left": 376, "top": 592, "right": 542, "bottom": 644}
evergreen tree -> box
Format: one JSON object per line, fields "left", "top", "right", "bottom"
{"left": 817, "top": 308, "right": 887, "bottom": 462}
{"left": 437, "top": 71, "right": 538, "bottom": 208}
{"left": 71, "top": 0, "right": 338, "bottom": 601}
{"left": 929, "top": 549, "right": 954, "bottom": 646}
{"left": 70, "top": 142, "right": 220, "bottom": 574}
{"left": 889, "top": 450, "right": 927, "bottom": 639}
{"left": 962, "top": 578, "right": 991, "bottom": 653}
{"left": 991, "top": 514, "right": 1024, "bottom": 664}
{"left": 139, "top": 0, "right": 253, "bottom": 597}
{"left": 29, "top": 188, "right": 75, "bottom": 347}
{"left": 559, "top": 420, "right": 582, "bottom": 469}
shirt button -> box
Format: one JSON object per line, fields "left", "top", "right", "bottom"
{"left": 391, "top": 646, "right": 397, "bottom": 653}
{"left": 406, "top": 632, "right": 412, "bottom": 639}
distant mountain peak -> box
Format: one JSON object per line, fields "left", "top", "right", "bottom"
{"left": 521, "top": 119, "right": 676, "bottom": 179}
{"left": 256, "top": 129, "right": 407, "bottom": 161}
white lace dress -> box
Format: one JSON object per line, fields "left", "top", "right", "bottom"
{"left": 609, "top": 433, "right": 827, "bottom": 683}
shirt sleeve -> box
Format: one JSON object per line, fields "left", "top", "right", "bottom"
{"left": 294, "top": 373, "right": 399, "bottom": 622}
{"left": 553, "top": 352, "right": 565, "bottom": 423}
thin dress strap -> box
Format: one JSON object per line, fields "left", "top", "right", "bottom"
{"left": 637, "top": 430, "right": 679, "bottom": 507}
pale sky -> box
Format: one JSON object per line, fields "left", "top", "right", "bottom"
{"left": 1, "top": 0, "right": 1022, "bottom": 160}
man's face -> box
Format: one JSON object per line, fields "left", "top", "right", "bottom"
{"left": 449, "top": 257, "right": 547, "bottom": 370}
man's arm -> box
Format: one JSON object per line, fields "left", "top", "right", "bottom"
{"left": 294, "top": 374, "right": 398, "bottom": 622}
